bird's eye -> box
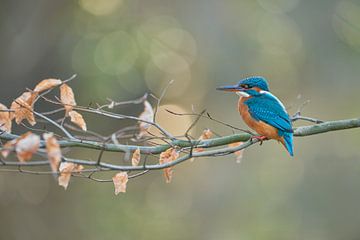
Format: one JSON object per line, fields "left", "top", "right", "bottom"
{"left": 241, "top": 84, "right": 250, "bottom": 89}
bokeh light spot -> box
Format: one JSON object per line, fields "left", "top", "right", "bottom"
{"left": 333, "top": 1, "right": 360, "bottom": 52}
{"left": 257, "top": 14, "right": 303, "bottom": 55}
{"left": 95, "top": 31, "right": 138, "bottom": 75}
{"left": 150, "top": 28, "right": 197, "bottom": 74}
{"left": 79, "top": 0, "right": 123, "bottom": 16}
{"left": 117, "top": 69, "right": 146, "bottom": 95}
{"left": 72, "top": 37, "right": 99, "bottom": 76}
{"left": 136, "top": 16, "right": 182, "bottom": 52}
{"left": 257, "top": 0, "right": 301, "bottom": 13}
{"left": 144, "top": 61, "right": 192, "bottom": 100}
{"left": 148, "top": 104, "right": 193, "bottom": 137}
{"left": 249, "top": 52, "right": 299, "bottom": 93}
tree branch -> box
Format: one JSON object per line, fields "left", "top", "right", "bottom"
{"left": 1, "top": 118, "right": 359, "bottom": 172}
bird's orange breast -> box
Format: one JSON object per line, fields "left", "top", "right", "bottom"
{"left": 238, "top": 97, "right": 282, "bottom": 141}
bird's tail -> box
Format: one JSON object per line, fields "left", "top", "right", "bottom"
{"left": 281, "top": 132, "right": 294, "bottom": 157}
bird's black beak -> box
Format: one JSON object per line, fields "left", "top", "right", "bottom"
{"left": 216, "top": 84, "right": 245, "bottom": 92}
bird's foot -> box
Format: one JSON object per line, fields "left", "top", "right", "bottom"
{"left": 251, "top": 135, "right": 267, "bottom": 145}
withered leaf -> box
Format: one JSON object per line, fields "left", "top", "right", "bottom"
{"left": 131, "top": 147, "right": 141, "bottom": 166}
{"left": 1, "top": 132, "right": 37, "bottom": 159}
{"left": 10, "top": 92, "right": 37, "bottom": 126}
{"left": 68, "top": 110, "right": 87, "bottom": 131}
{"left": 138, "top": 101, "right": 154, "bottom": 137}
{"left": 228, "top": 142, "right": 245, "bottom": 163}
{"left": 15, "top": 132, "right": 40, "bottom": 162}
{"left": 159, "top": 148, "right": 179, "bottom": 183}
{"left": 33, "top": 78, "right": 62, "bottom": 93}
{"left": 43, "top": 133, "right": 62, "bottom": 173}
{"left": 1, "top": 139, "right": 16, "bottom": 158}
{"left": 58, "top": 162, "right": 84, "bottom": 190}
{"left": 112, "top": 172, "right": 129, "bottom": 195}
{"left": 194, "top": 129, "right": 213, "bottom": 153}
{"left": 60, "top": 84, "right": 76, "bottom": 115}
{"left": 0, "top": 103, "right": 12, "bottom": 133}
{"left": 199, "top": 129, "right": 213, "bottom": 140}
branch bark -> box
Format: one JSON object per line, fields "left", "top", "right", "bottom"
{"left": 1, "top": 118, "right": 359, "bottom": 171}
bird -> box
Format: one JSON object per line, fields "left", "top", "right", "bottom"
{"left": 217, "top": 76, "right": 294, "bottom": 156}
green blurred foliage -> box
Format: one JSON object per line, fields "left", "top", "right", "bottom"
{"left": 0, "top": 0, "right": 360, "bottom": 239}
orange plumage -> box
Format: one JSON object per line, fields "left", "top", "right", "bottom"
{"left": 238, "top": 97, "right": 287, "bottom": 147}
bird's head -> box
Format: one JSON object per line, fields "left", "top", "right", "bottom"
{"left": 216, "top": 76, "right": 269, "bottom": 97}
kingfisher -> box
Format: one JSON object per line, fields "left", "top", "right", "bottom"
{"left": 217, "top": 76, "right": 294, "bottom": 156}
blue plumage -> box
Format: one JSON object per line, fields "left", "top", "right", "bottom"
{"left": 244, "top": 91, "right": 292, "bottom": 133}
{"left": 244, "top": 90, "right": 294, "bottom": 156}
{"left": 237, "top": 76, "right": 270, "bottom": 91}
{"left": 282, "top": 132, "right": 294, "bottom": 156}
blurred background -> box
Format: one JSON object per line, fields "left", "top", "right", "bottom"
{"left": 0, "top": 0, "right": 360, "bottom": 239}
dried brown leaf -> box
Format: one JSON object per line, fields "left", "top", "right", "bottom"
{"left": 228, "top": 142, "right": 245, "bottom": 163}
{"left": 138, "top": 101, "right": 154, "bottom": 137}
{"left": 131, "top": 147, "right": 141, "bottom": 166}
{"left": 58, "top": 162, "right": 84, "bottom": 190}
{"left": 194, "top": 129, "right": 213, "bottom": 153}
{"left": 1, "top": 139, "right": 16, "bottom": 158}
{"left": 43, "top": 133, "right": 62, "bottom": 173}
{"left": 112, "top": 172, "right": 129, "bottom": 195}
{"left": 15, "top": 132, "right": 40, "bottom": 162}
{"left": 10, "top": 92, "right": 37, "bottom": 126}
{"left": 1, "top": 132, "right": 33, "bottom": 158}
{"left": 33, "top": 78, "right": 62, "bottom": 92}
{"left": 159, "top": 148, "right": 179, "bottom": 183}
{"left": 60, "top": 84, "right": 76, "bottom": 115}
{"left": 0, "top": 103, "right": 12, "bottom": 133}
{"left": 68, "top": 110, "right": 87, "bottom": 131}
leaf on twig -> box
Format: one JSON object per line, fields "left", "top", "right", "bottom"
{"left": 1, "top": 132, "right": 39, "bottom": 161}
{"left": 0, "top": 103, "right": 12, "bottom": 133}
{"left": 131, "top": 147, "right": 141, "bottom": 166}
{"left": 138, "top": 100, "right": 154, "bottom": 138}
{"left": 228, "top": 142, "right": 245, "bottom": 163}
{"left": 43, "top": 133, "right": 62, "bottom": 173}
{"left": 33, "top": 78, "right": 62, "bottom": 93}
{"left": 58, "top": 162, "right": 84, "bottom": 190}
{"left": 68, "top": 110, "right": 87, "bottom": 131}
{"left": 15, "top": 132, "right": 40, "bottom": 162}
{"left": 112, "top": 172, "right": 128, "bottom": 195}
{"left": 159, "top": 148, "right": 179, "bottom": 183}
{"left": 60, "top": 84, "right": 76, "bottom": 115}
{"left": 1, "top": 140, "right": 16, "bottom": 158}
{"left": 10, "top": 92, "right": 37, "bottom": 126}
{"left": 194, "top": 129, "right": 213, "bottom": 153}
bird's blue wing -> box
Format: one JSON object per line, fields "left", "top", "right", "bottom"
{"left": 244, "top": 93, "right": 293, "bottom": 133}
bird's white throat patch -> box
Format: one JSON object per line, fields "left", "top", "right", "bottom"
{"left": 236, "top": 91, "right": 250, "bottom": 97}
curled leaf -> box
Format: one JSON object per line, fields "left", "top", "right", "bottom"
{"left": 199, "top": 129, "right": 213, "bottom": 140}
{"left": 0, "top": 103, "right": 12, "bottom": 133}
{"left": 58, "top": 162, "right": 84, "bottom": 190}
{"left": 159, "top": 148, "right": 179, "bottom": 183}
{"left": 43, "top": 133, "right": 62, "bottom": 173}
{"left": 194, "top": 129, "right": 213, "bottom": 153}
{"left": 34, "top": 78, "right": 62, "bottom": 92}
{"left": 228, "top": 142, "right": 245, "bottom": 163}
{"left": 60, "top": 84, "right": 76, "bottom": 115}
{"left": 68, "top": 110, "right": 87, "bottom": 131}
{"left": 10, "top": 92, "right": 37, "bottom": 126}
{"left": 112, "top": 172, "right": 129, "bottom": 195}
{"left": 131, "top": 147, "right": 141, "bottom": 166}
{"left": 1, "top": 132, "right": 39, "bottom": 160}
{"left": 1, "top": 139, "right": 16, "bottom": 158}
{"left": 138, "top": 101, "right": 154, "bottom": 137}
{"left": 15, "top": 132, "right": 40, "bottom": 162}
